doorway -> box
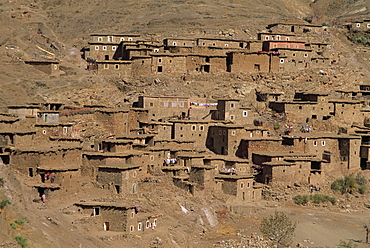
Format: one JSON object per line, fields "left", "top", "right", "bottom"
{"left": 104, "top": 222, "right": 110, "bottom": 231}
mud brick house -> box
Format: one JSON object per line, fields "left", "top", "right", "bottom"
{"left": 88, "top": 34, "right": 141, "bottom": 61}
{"left": 274, "top": 48, "right": 312, "bottom": 71}
{"left": 187, "top": 101, "right": 218, "bottom": 121}
{"left": 170, "top": 120, "right": 211, "bottom": 148}
{"left": 0, "top": 129, "right": 36, "bottom": 147}
{"left": 266, "top": 23, "right": 326, "bottom": 35}
{"left": 186, "top": 54, "right": 227, "bottom": 73}
{"left": 236, "top": 136, "right": 283, "bottom": 159}
{"left": 213, "top": 99, "right": 240, "bottom": 122}
{"left": 347, "top": 20, "right": 370, "bottom": 33}
{"left": 11, "top": 144, "right": 82, "bottom": 177}
{"left": 226, "top": 51, "right": 280, "bottom": 73}
{"left": 74, "top": 201, "right": 143, "bottom": 232}
{"left": 95, "top": 108, "right": 130, "bottom": 135}
{"left": 207, "top": 124, "right": 269, "bottom": 156}
{"left": 23, "top": 60, "right": 61, "bottom": 75}
{"left": 262, "top": 40, "right": 307, "bottom": 51}
{"left": 139, "top": 121, "right": 173, "bottom": 140}
{"left": 252, "top": 151, "right": 318, "bottom": 185}
{"left": 8, "top": 104, "right": 40, "bottom": 119}
{"left": 36, "top": 164, "right": 80, "bottom": 190}
{"left": 188, "top": 163, "right": 216, "bottom": 192}
{"left": 163, "top": 38, "right": 197, "bottom": 53}
{"left": 36, "top": 110, "right": 59, "bottom": 123}
{"left": 97, "top": 163, "right": 142, "bottom": 194}
{"left": 269, "top": 91, "right": 332, "bottom": 123}
{"left": 256, "top": 90, "right": 284, "bottom": 102}
{"left": 137, "top": 96, "right": 190, "bottom": 120}
{"left": 34, "top": 122, "right": 76, "bottom": 142}
{"left": 94, "top": 60, "right": 132, "bottom": 77}
{"left": 257, "top": 32, "right": 297, "bottom": 41}
{"left": 0, "top": 114, "right": 20, "bottom": 129}
{"left": 196, "top": 38, "right": 250, "bottom": 52}
{"left": 280, "top": 132, "right": 361, "bottom": 175}
{"left": 329, "top": 99, "right": 363, "bottom": 125}
{"left": 151, "top": 53, "right": 187, "bottom": 74}
{"left": 214, "top": 174, "right": 261, "bottom": 203}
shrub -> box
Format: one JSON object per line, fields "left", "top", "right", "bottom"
{"left": 15, "top": 219, "right": 25, "bottom": 226}
{"left": 273, "top": 123, "right": 280, "bottom": 130}
{"left": 0, "top": 177, "right": 4, "bottom": 187}
{"left": 293, "top": 195, "right": 309, "bottom": 205}
{"left": 321, "top": 23, "right": 330, "bottom": 27}
{"left": 332, "top": 174, "right": 368, "bottom": 194}
{"left": 337, "top": 240, "right": 357, "bottom": 248}
{"left": 358, "top": 185, "right": 368, "bottom": 194}
{"left": 10, "top": 222, "right": 16, "bottom": 229}
{"left": 14, "top": 236, "right": 28, "bottom": 248}
{"left": 0, "top": 198, "right": 11, "bottom": 209}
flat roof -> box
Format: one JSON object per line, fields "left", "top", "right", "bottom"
{"left": 253, "top": 151, "right": 316, "bottom": 157}
{"left": 98, "top": 163, "right": 140, "bottom": 170}
{"left": 75, "top": 201, "right": 134, "bottom": 209}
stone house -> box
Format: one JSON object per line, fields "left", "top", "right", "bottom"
{"left": 151, "top": 53, "right": 187, "bottom": 74}
{"left": 36, "top": 110, "right": 60, "bottom": 123}
{"left": 163, "top": 38, "right": 197, "bottom": 53}
{"left": 329, "top": 99, "right": 363, "bottom": 125}
{"left": 256, "top": 90, "right": 284, "bottom": 102}
{"left": 186, "top": 54, "right": 226, "bottom": 73}
{"left": 257, "top": 32, "right": 297, "bottom": 41}
{"left": 0, "top": 114, "right": 19, "bottom": 130}
{"left": 274, "top": 48, "right": 312, "bottom": 71}
{"left": 170, "top": 120, "right": 211, "bottom": 148}
{"left": 139, "top": 121, "right": 173, "bottom": 140}
{"left": 266, "top": 23, "right": 326, "bottom": 34}
{"left": 347, "top": 20, "right": 370, "bottom": 33}
{"left": 8, "top": 104, "right": 40, "bottom": 119}
{"left": 94, "top": 60, "right": 132, "bottom": 77}
{"left": 95, "top": 108, "right": 130, "bottom": 135}
{"left": 262, "top": 40, "right": 307, "bottom": 51}
{"left": 34, "top": 122, "right": 76, "bottom": 142}
{"left": 0, "top": 129, "right": 36, "bottom": 147}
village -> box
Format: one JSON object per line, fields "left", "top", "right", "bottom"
{"left": 1, "top": 17, "right": 370, "bottom": 247}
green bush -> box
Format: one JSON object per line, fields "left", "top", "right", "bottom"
{"left": 15, "top": 219, "right": 25, "bottom": 226}
{"left": 293, "top": 194, "right": 336, "bottom": 205}
{"left": 273, "top": 123, "right": 280, "bottom": 130}
{"left": 0, "top": 197, "right": 11, "bottom": 209}
{"left": 0, "top": 177, "right": 4, "bottom": 187}
{"left": 293, "top": 195, "right": 309, "bottom": 205}
{"left": 10, "top": 222, "right": 16, "bottom": 229}
{"left": 332, "top": 174, "right": 368, "bottom": 194}
{"left": 14, "top": 236, "right": 28, "bottom": 248}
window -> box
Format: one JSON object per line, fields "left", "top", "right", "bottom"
{"left": 157, "top": 66, "right": 162, "bottom": 72}
{"left": 172, "top": 42, "right": 177, "bottom": 45}
{"left": 292, "top": 53, "right": 296, "bottom": 57}
{"left": 130, "top": 225, "right": 134, "bottom": 232}
{"left": 240, "top": 182, "right": 244, "bottom": 189}
{"left": 276, "top": 35, "right": 280, "bottom": 40}
{"left": 115, "top": 64, "right": 119, "bottom": 70}
{"left": 356, "top": 23, "right": 361, "bottom": 27}
{"left": 280, "top": 59, "right": 284, "bottom": 64}
{"left": 149, "top": 102, "right": 154, "bottom": 107}
{"left": 224, "top": 44, "right": 228, "bottom": 47}
{"left": 304, "top": 53, "right": 308, "bottom": 57}
{"left": 104, "top": 64, "right": 109, "bottom": 69}
{"left": 54, "top": 64, "right": 58, "bottom": 70}
{"left": 286, "top": 37, "right": 290, "bottom": 41}
{"left": 63, "top": 127, "right": 68, "bottom": 135}
{"left": 191, "top": 125, "right": 196, "bottom": 131}
{"left": 223, "top": 130, "right": 226, "bottom": 135}
{"left": 230, "top": 103, "right": 235, "bottom": 108}
{"left": 298, "top": 106, "right": 302, "bottom": 110}
{"left": 230, "top": 115, "right": 235, "bottom": 120}
{"left": 128, "top": 38, "right": 133, "bottom": 41}
{"left": 368, "top": 24, "right": 370, "bottom": 28}
{"left": 313, "top": 141, "right": 317, "bottom": 146}
{"left": 231, "top": 131, "right": 236, "bottom": 136}
{"left": 112, "top": 46, "right": 117, "bottom": 51}
{"left": 321, "top": 141, "right": 326, "bottom": 146}
{"left": 243, "top": 111, "right": 248, "bottom": 117}
{"left": 158, "top": 58, "right": 162, "bottom": 63}
{"left": 102, "top": 46, "right": 107, "bottom": 51}
{"left": 138, "top": 222, "right": 142, "bottom": 231}
{"left": 265, "top": 36, "right": 269, "bottom": 40}
{"left": 93, "top": 207, "right": 100, "bottom": 216}
{"left": 179, "top": 102, "right": 184, "bottom": 107}
{"left": 219, "top": 130, "right": 222, "bottom": 135}
{"left": 154, "top": 49, "right": 159, "bottom": 52}
{"left": 131, "top": 212, "right": 135, "bottom": 218}
{"left": 95, "top": 46, "right": 99, "bottom": 50}
{"left": 150, "top": 155, "right": 154, "bottom": 161}
{"left": 120, "top": 38, "right": 125, "bottom": 41}
{"left": 199, "top": 125, "right": 204, "bottom": 131}
{"left": 163, "top": 102, "right": 168, "bottom": 107}
{"left": 146, "top": 221, "right": 150, "bottom": 229}
{"left": 108, "top": 36, "right": 113, "bottom": 42}
{"left": 98, "top": 37, "right": 102, "bottom": 41}
{"left": 133, "top": 171, "right": 137, "bottom": 178}
{"left": 153, "top": 219, "right": 157, "bottom": 227}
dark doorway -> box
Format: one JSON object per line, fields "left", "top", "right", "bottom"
{"left": 29, "top": 168, "right": 34, "bottom": 177}
{"left": 157, "top": 66, "right": 163, "bottom": 72}
{"left": 104, "top": 222, "right": 110, "bottom": 231}
{"left": 105, "top": 55, "right": 109, "bottom": 60}
{"left": 254, "top": 64, "right": 260, "bottom": 71}
{"left": 115, "top": 185, "right": 120, "bottom": 194}
{"left": 291, "top": 26, "right": 295, "bottom": 32}
{"left": 203, "top": 65, "right": 210, "bottom": 73}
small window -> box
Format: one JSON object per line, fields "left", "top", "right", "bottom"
{"left": 367, "top": 24, "right": 370, "bottom": 28}
{"left": 102, "top": 46, "right": 107, "bottom": 51}
{"left": 223, "top": 130, "right": 226, "bottom": 135}
{"left": 149, "top": 102, "right": 154, "bottom": 107}
{"left": 243, "top": 111, "right": 248, "bottom": 117}
{"left": 321, "top": 141, "right": 326, "bottom": 146}
{"left": 304, "top": 53, "right": 308, "bottom": 57}
{"left": 98, "top": 37, "right": 103, "bottom": 41}
{"left": 230, "top": 115, "right": 235, "bottom": 120}
{"left": 128, "top": 38, "right": 133, "bottom": 41}
{"left": 150, "top": 155, "right": 155, "bottom": 161}
{"left": 146, "top": 221, "right": 150, "bottom": 229}
{"left": 130, "top": 225, "right": 134, "bottom": 232}
{"left": 219, "top": 130, "right": 222, "bottom": 135}
{"left": 313, "top": 141, "right": 317, "bottom": 146}
{"left": 231, "top": 131, "right": 236, "bottom": 136}
{"left": 153, "top": 219, "right": 157, "bottom": 227}
{"left": 172, "top": 42, "right": 177, "bottom": 45}
{"left": 356, "top": 23, "right": 361, "bottom": 28}
{"left": 112, "top": 46, "right": 117, "bottom": 51}
{"left": 133, "top": 171, "right": 137, "bottom": 178}
{"left": 224, "top": 44, "right": 228, "bottom": 47}
{"left": 63, "top": 126, "right": 68, "bottom": 135}
{"left": 298, "top": 106, "right": 302, "bottom": 110}
{"left": 240, "top": 182, "right": 244, "bottom": 189}
{"left": 115, "top": 64, "right": 119, "bottom": 70}
{"left": 199, "top": 125, "right": 204, "bottom": 131}
{"left": 158, "top": 58, "right": 162, "bottom": 63}
{"left": 104, "top": 64, "right": 109, "bottom": 69}
{"left": 292, "top": 53, "right": 296, "bottom": 57}
{"left": 286, "top": 37, "right": 290, "bottom": 41}
{"left": 230, "top": 103, "right": 235, "bottom": 108}
{"left": 54, "top": 64, "right": 58, "bottom": 70}
{"left": 120, "top": 37, "right": 125, "bottom": 41}
{"left": 171, "top": 102, "right": 177, "bottom": 107}
{"left": 154, "top": 49, "right": 159, "bottom": 52}
{"left": 276, "top": 35, "right": 280, "bottom": 40}
{"left": 179, "top": 102, "right": 184, "bottom": 107}
{"left": 265, "top": 36, "right": 269, "bottom": 40}
{"left": 191, "top": 125, "right": 196, "bottom": 131}
{"left": 42, "top": 130, "right": 47, "bottom": 134}
{"left": 138, "top": 222, "right": 142, "bottom": 231}
{"left": 108, "top": 36, "right": 113, "bottom": 42}
{"left": 131, "top": 212, "right": 135, "bottom": 218}
{"left": 95, "top": 46, "right": 99, "bottom": 50}
{"left": 280, "top": 59, "right": 284, "bottom": 64}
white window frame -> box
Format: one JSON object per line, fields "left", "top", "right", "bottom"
{"left": 95, "top": 46, "right": 99, "bottom": 50}
{"left": 199, "top": 125, "right": 204, "bottom": 131}
{"left": 128, "top": 37, "right": 133, "bottom": 41}
{"left": 153, "top": 219, "right": 157, "bottom": 227}
{"left": 171, "top": 102, "right": 177, "bottom": 107}
{"left": 224, "top": 43, "right": 228, "bottom": 47}
{"left": 120, "top": 38, "right": 125, "bottom": 41}
{"left": 138, "top": 222, "right": 142, "bottom": 231}
{"left": 112, "top": 46, "right": 117, "bottom": 51}
{"left": 265, "top": 36, "right": 269, "bottom": 40}
{"left": 115, "top": 64, "right": 119, "bottom": 70}
{"left": 102, "top": 46, "right": 107, "bottom": 51}
{"left": 98, "top": 37, "right": 103, "bottom": 42}
{"left": 367, "top": 24, "right": 370, "bottom": 28}
{"left": 146, "top": 221, "right": 150, "bottom": 229}
{"left": 103, "top": 64, "right": 109, "bottom": 69}
{"left": 191, "top": 125, "right": 196, "bottom": 131}
{"left": 321, "top": 141, "right": 326, "bottom": 146}
{"left": 172, "top": 42, "right": 177, "bottom": 46}
{"left": 163, "top": 102, "right": 168, "bottom": 107}
{"left": 107, "top": 36, "right": 113, "bottom": 42}
{"left": 280, "top": 59, "right": 284, "bottom": 64}
{"left": 286, "top": 37, "right": 290, "bottom": 41}
{"left": 154, "top": 49, "right": 159, "bottom": 52}
{"left": 356, "top": 23, "right": 361, "bottom": 28}
{"left": 304, "top": 53, "right": 308, "bottom": 57}
{"left": 243, "top": 111, "right": 248, "bottom": 117}
{"left": 179, "top": 102, "right": 184, "bottom": 107}
{"left": 313, "top": 141, "right": 317, "bottom": 146}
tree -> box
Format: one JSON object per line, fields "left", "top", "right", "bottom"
{"left": 260, "top": 211, "right": 296, "bottom": 247}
